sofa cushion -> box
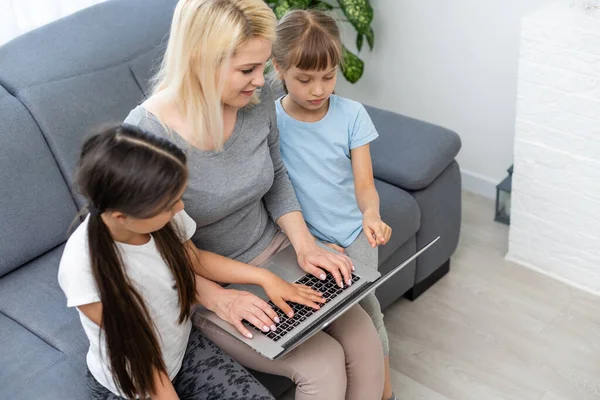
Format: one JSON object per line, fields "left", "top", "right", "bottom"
{"left": 8, "top": 355, "right": 87, "bottom": 400}
{"left": 0, "top": 0, "right": 178, "bottom": 209}
{"left": 0, "top": 245, "right": 88, "bottom": 356}
{"left": 15, "top": 67, "right": 147, "bottom": 207}
{"left": 366, "top": 106, "right": 461, "bottom": 191}
{"left": 375, "top": 179, "right": 420, "bottom": 265}
{"left": 129, "top": 46, "right": 166, "bottom": 97}
{"left": 0, "top": 86, "right": 78, "bottom": 277}
{"left": 0, "top": 313, "right": 86, "bottom": 399}
{"left": 0, "top": 0, "right": 176, "bottom": 95}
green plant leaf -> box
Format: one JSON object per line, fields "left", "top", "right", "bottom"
{"left": 365, "top": 27, "right": 374, "bottom": 50}
{"left": 338, "top": 0, "right": 374, "bottom": 35}
{"left": 264, "top": 59, "right": 275, "bottom": 76}
{"left": 288, "top": 0, "right": 311, "bottom": 8}
{"left": 274, "top": 0, "right": 292, "bottom": 19}
{"left": 341, "top": 46, "right": 364, "bottom": 83}
{"left": 310, "top": 0, "right": 334, "bottom": 11}
{"left": 356, "top": 33, "right": 364, "bottom": 52}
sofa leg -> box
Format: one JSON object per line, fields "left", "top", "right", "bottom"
{"left": 404, "top": 259, "right": 450, "bottom": 301}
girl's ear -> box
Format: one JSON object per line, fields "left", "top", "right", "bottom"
{"left": 271, "top": 58, "right": 280, "bottom": 73}
{"left": 108, "top": 211, "right": 128, "bottom": 225}
{"left": 271, "top": 59, "right": 285, "bottom": 78}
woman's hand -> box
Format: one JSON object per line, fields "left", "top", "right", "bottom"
{"left": 363, "top": 211, "right": 392, "bottom": 247}
{"left": 262, "top": 274, "right": 325, "bottom": 318}
{"left": 296, "top": 240, "right": 354, "bottom": 289}
{"left": 213, "top": 288, "right": 280, "bottom": 339}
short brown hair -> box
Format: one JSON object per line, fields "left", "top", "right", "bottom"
{"left": 272, "top": 9, "right": 342, "bottom": 72}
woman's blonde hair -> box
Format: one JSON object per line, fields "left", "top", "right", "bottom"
{"left": 272, "top": 9, "right": 342, "bottom": 74}
{"left": 151, "top": 0, "right": 276, "bottom": 151}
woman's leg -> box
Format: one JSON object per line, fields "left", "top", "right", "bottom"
{"left": 195, "top": 315, "right": 347, "bottom": 400}
{"left": 324, "top": 304, "right": 385, "bottom": 400}
{"left": 345, "top": 233, "right": 393, "bottom": 399}
{"left": 173, "top": 326, "right": 274, "bottom": 400}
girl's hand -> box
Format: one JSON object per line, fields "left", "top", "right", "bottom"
{"left": 363, "top": 211, "right": 392, "bottom": 248}
{"left": 262, "top": 274, "right": 325, "bottom": 318}
{"left": 323, "top": 242, "right": 345, "bottom": 253}
{"left": 214, "top": 288, "right": 279, "bottom": 339}
{"left": 312, "top": 235, "right": 345, "bottom": 254}
{"left": 296, "top": 240, "right": 354, "bottom": 289}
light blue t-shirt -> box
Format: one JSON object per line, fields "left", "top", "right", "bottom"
{"left": 276, "top": 95, "right": 379, "bottom": 247}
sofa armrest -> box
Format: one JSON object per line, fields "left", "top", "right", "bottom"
{"left": 364, "top": 105, "right": 462, "bottom": 191}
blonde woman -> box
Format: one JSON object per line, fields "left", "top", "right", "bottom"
{"left": 124, "top": 1, "right": 384, "bottom": 399}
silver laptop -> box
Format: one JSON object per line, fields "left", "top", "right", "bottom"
{"left": 195, "top": 236, "right": 440, "bottom": 360}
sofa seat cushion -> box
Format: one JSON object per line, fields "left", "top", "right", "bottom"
{"left": 0, "top": 245, "right": 88, "bottom": 356}
{"left": 375, "top": 179, "right": 420, "bottom": 265}
{"left": 0, "top": 313, "right": 87, "bottom": 400}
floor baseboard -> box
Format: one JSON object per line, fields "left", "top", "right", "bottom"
{"left": 461, "top": 169, "right": 497, "bottom": 200}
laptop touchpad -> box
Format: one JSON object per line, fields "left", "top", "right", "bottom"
{"left": 263, "top": 262, "right": 304, "bottom": 282}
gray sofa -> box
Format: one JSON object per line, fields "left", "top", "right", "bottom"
{"left": 0, "top": 0, "right": 461, "bottom": 398}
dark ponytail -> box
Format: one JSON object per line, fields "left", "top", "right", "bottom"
{"left": 76, "top": 125, "right": 196, "bottom": 398}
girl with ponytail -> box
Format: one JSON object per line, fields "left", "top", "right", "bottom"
{"left": 59, "top": 125, "right": 316, "bottom": 399}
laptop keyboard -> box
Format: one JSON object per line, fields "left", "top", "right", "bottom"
{"left": 246, "top": 272, "right": 361, "bottom": 342}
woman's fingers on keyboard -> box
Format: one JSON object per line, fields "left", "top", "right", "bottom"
{"left": 233, "top": 321, "right": 254, "bottom": 338}
{"left": 317, "top": 251, "right": 352, "bottom": 288}
{"left": 252, "top": 297, "right": 279, "bottom": 324}
{"left": 316, "top": 258, "right": 345, "bottom": 288}
{"left": 243, "top": 311, "right": 272, "bottom": 333}
{"left": 305, "top": 265, "right": 328, "bottom": 282}
{"left": 330, "top": 253, "right": 353, "bottom": 286}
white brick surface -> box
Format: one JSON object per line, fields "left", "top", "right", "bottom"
{"left": 508, "top": 1, "right": 600, "bottom": 294}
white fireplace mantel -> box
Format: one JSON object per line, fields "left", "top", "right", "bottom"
{"left": 507, "top": 0, "right": 600, "bottom": 294}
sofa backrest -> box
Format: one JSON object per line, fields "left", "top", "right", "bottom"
{"left": 0, "top": 0, "right": 176, "bottom": 208}
{"left": 0, "top": 85, "right": 79, "bottom": 277}
{"left": 0, "top": 0, "right": 177, "bottom": 276}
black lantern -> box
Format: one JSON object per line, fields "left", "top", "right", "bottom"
{"left": 495, "top": 165, "right": 513, "bottom": 225}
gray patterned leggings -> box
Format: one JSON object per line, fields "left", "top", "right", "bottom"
{"left": 86, "top": 327, "right": 274, "bottom": 400}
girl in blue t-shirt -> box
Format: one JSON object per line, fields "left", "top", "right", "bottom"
{"left": 272, "top": 9, "right": 395, "bottom": 400}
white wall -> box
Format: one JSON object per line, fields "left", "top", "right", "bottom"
{"left": 507, "top": 1, "right": 600, "bottom": 295}
{"left": 0, "top": 0, "right": 107, "bottom": 46}
{"left": 335, "top": 0, "right": 553, "bottom": 198}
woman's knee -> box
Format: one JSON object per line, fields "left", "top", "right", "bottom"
{"left": 286, "top": 332, "right": 347, "bottom": 400}
{"left": 327, "top": 306, "right": 384, "bottom": 399}
{"left": 329, "top": 305, "right": 385, "bottom": 368}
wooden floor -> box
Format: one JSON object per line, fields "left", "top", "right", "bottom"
{"left": 282, "top": 192, "right": 600, "bottom": 400}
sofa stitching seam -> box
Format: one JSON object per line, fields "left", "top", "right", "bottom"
{"left": 9, "top": 45, "right": 157, "bottom": 95}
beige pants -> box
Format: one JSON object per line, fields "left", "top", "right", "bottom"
{"left": 193, "top": 232, "right": 384, "bottom": 400}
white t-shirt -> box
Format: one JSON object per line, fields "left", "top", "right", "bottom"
{"left": 58, "top": 210, "right": 197, "bottom": 397}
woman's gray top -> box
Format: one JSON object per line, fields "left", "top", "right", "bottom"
{"left": 124, "top": 84, "right": 301, "bottom": 262}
